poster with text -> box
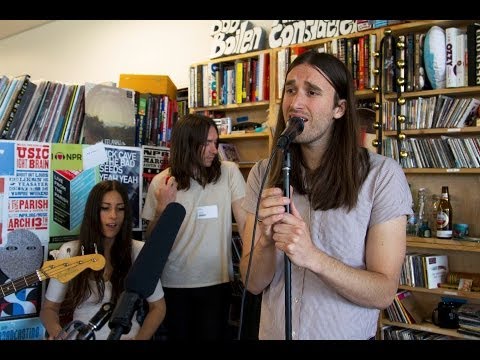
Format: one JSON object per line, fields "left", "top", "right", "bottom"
{"left": 99, "top": 145, "right": 142, "bottom": 231}
{"left": 0, "top": 141, "right": 50, "bottom": 323}
{"left": 141, "top": 145, "right": 169, "bottom": 231}
{"left": 0, "top": 316, "right": 45, "bottom": 340}
{"left": 49, "top": 143, "right": 100, "bottom": 243}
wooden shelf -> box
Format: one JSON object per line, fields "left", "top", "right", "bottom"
{"left": 407, "top": 236, "right": 480, "bottom": 252}
{"left": 220, "top": 131, "right": 270, "bottom": 140}
{"left": 384, "top": 126, "right": 480, "bottom": 136}
{"left": 380, "top": 319, "right": 478, "bottom": 339}
{"left": 191, "top": 49, "right": 270, "bottom": 66}
{"left": 238, "top": 162, "right": 257, "bottom": 169}
{"left": 193, "top": 100, "right": 269, "bottom": 112}
{"left": 398, "top": 284, "right": 480, "bottom": 300}
{"left": 386, "top": 20, "right": 475, "bottom": 35}
{"left": 383, "top": 85, "right": 480, "bottom": 100}
{"left": 403, "top": 168, "right": 480, "bottom": 174}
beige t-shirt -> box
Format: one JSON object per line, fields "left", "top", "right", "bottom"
{"left": 142, "top": 161, "right": 245, "bottom": 288}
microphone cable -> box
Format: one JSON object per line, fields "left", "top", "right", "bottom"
{"left": 236, "top": 146, "right": 279, "bottom": 340}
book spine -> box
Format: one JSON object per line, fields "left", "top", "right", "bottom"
{"left": 467, "top": 23, "right": 480, "bottom": 86}
{"left": 4, "top": 79, "right": 37, "bottom": 140}
{"left": 235, "top": 60, "right": 243, "bottom": 104}
{"left": 456, "top": 32, "right": 466, "bottom": 87}
{"left": 446, "top": 27, "right": 460, "bottom": 88}
{"left": 1, "top": 75, "right": 31, "bottom": 137}
{"left": 357, "top": 36, "right": 365, "bottom": 90}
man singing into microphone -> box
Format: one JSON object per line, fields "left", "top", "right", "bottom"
{"left": 240, "top": 51, "right": 412, "bottom": 340}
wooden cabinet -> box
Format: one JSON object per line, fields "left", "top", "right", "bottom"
{"left": 377, "top": 20, "right": 480, "bottom": 340}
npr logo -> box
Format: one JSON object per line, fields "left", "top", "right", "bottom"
{"left": 51, "top": 152, "right": 82, "bottom": 160}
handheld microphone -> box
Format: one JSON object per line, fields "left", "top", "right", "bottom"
{"left": 107, "top": 202, "right": 186, "bottom": 340}
{"left": 75, "top": 302, "right": 114, "bottom": 340}
{"left": 276, "top": 117, "right": 305, "bottom": 149}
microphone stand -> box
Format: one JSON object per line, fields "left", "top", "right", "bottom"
{"left": 107, "top": 292, "right": 141, "bottom": 340}
{"left": 282, "top": 149, "right": 292, "bottom": 340}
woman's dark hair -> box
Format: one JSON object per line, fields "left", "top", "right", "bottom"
{"left": 268, "top": 50, "right": 370, "bottom": 211}
{"left": 170, "top": 113, "right": 222, "bottom": 189}
{"left": 61, "top": 180, "right": 132, "bottom": 313}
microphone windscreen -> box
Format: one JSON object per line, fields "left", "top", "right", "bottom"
{"left": 125, "top": 202, "right": 186, "bottom": 298}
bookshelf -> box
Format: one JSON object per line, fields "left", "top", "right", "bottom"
{"left": 189, "top": 49, "right": 274, "bottom": 182}
{"left": 378, "top": 20, "right": 480, "bottom": 340}
{"left": 382, "top": 237, "right": 480, "bottom": 340}
{"left": 189, "top": 49, "right": 275, "bottom": 339}
{"left": 190, "top": 20, "right": 480, "bottom": 340}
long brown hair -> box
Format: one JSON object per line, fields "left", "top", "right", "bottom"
{"left": 170, "top": 113, "right": 222, "bottom": 189}
{"left": 61, "top": 180, "right": 133, "bottom": 314}
{"left": 268, "top": 50, "right": 370, "bottom": 211}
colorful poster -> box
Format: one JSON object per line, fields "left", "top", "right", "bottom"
{"left": 50, "top": 143, "right": 83, "bottom": 171}
{"left": 0, "top": 178, "right": 6, "bottom": 245}
{"left": 49, "top": 143, "right": 100, "bottom": 243}
{"left": 0, "top": 316, "right": 45, "bottom": 340}
{"left": 0, "top": 141, "right": 50, "bottom": 323}
{"left": 99, "top": 145, "right": 142, "bottom": 231}
{"left": 7, "top": 142, "right": 50, "bottom": 244}
{"left": 50, "top": 168, "right": 100, "bottom": 243}
{"left": 0, "top": 243, "right": 45, "bottom": 321}
{"left": 0, "top": 141, "right": 15, "bottom": 176}
{"left": 141, "top": 145, "right": 169, "bottom": 231}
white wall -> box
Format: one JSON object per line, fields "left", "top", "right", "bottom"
{"left": 0, "top": 20, "right": 272, "bottom": 90}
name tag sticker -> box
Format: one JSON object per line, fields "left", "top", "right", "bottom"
{"left": 197, "top": 205, "right": 218, "bottom": 219}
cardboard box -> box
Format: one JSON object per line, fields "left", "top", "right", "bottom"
{"left": 119, "top": 74, "right": 177, "bottom": 99}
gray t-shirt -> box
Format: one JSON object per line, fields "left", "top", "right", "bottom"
{"left": 242, "top": 152, "right": 413, "bottom": 339}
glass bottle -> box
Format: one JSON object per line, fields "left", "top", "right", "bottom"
{"left": 436, "top": 186, "right": 453, "bottom": 239}
{"left": 406, "top": 185, "right": 417, "bottom": 236}
{"left": 415, "top": 188, "right": 426, "bottom": 236}
{"left": 431, "top": 194, "right": 440, "bottom": 237}
{"left": 419, "top": 220, "right": 431, "bottom": 238}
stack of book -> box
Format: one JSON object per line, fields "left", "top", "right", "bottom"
{"left": 456, "top": 303, "right": 480, "bottom": 338}
{"left": 385, "top": 290, "right": 423, "bottom": 324}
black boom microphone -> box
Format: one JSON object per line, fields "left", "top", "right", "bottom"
{"left": 276, "top": 117, "right": 305, "bottom": 149}
{"left": 107, "top": 202, "right": 186, "bottom": 340}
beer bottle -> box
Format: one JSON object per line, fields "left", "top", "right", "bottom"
{"left": 436, "top": 186, "right": 453, "bottom": 239}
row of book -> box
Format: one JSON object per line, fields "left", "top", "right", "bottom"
{"left": 0, "top": 74, "right": 178, "bottom": 148}
{"left": 384, "top": 95, "right": 480, "bottom": 131}
{"left": 457, "top": 303, "right": 480, "bottom": 338}
{"left": 189, "top": 52, "right": 270, "bottom": 109}
{"left": 0, "top": 75, "right": 85, "bottom": 143}
{"left": 399, "top": 253, "right": 448, "bottom": 290}
{"left": 277, "top": 33, "right": 377, "bottom": 98}
{"left": 385, "top": 290, "right": 422, "bottom": 325}
{"left": 381, "top": 325, "right": 450, "bottom": 340}
{"left": 385, "top": 23, "right": 480, "bottom": 93}
{"left": 383, "top": 136, "right": 480, "bottom": 169}
{"left": 133, "top": 92, "right": 177, "bottom": 148}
